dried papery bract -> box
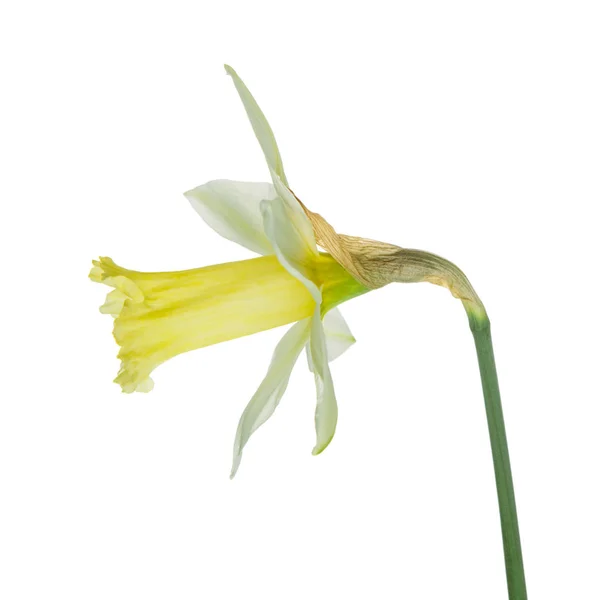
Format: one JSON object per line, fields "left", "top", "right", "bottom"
{"left": 298, "top": 201, "right": 487, "bottom": 325}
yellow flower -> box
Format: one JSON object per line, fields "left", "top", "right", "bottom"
{"left": 90, "top": 66, "right": 372, "bottom": 477}
{"left": 91, "top": 64, "right": 484, "bottom": 477}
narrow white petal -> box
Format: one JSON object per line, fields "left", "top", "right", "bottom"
{"left": 231, "top": 319, "right": 311, "bottom": 478}
{"left": 323, "top": 307, "right": 356, "bottom": 362}
{"left": 307, "top": 307, "right": 357, "bottom": 372}
{"left": 184, "top": 180, "right": 275, "bottom": 255}
{"left": 224, "top": 64, "right": 288, "bottom": 185}
{"left": 308, "top": 306, "right": 339, "bottom": 455}
{"left": 269, "top": 169, "right": 318, "bottom": 251}
{"left": 260, "top": 197, "right": 321, "bottom": 302}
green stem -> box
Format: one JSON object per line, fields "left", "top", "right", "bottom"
{"left": 336, "top": 243, "right": 529, "bottom": 596}
{"left": 468, "top": 310, "right": 527, "bottom": 600}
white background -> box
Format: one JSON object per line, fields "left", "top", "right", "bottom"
{"left": 1, "top": 1, "right": 598, "bottom": 599}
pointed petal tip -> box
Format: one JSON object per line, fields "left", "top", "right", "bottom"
{"left": 224, "top": 64, "right": 235, "bottom": 76}
{"left": 182, "top": 187, "right": 203, "bottom": 204}
{"left": 230, "top": 455, "right": 241, "bottom": 479}
{"left": 311, "top": 435, "right": 334, "bottom": 456}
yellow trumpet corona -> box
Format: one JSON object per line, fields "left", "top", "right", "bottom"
{"left": 90, "top": 253, "right": 366, "bottom": 395}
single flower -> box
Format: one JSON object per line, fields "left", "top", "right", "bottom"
{"left": 90, "top": 65, "right": 485, "bottom": 477}
{"left": 90, "top": 66, "right": 373, "bottom": 477}
{"left": 91, "top": 65, "right": 528, "bottom": 597}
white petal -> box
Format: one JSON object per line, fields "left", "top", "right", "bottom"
{"left": 269, "top": 169, "right": 318, "bottom": 252}
{"left": 323, "top": 307, "right": 356, "bottom": 362}
{"left": 308, "top": 306, "right": 339, "bottom": 455}
{"left": 260, "top": 196, "right": 321, "bottom": 302}
{"left": 231, "top": 318, "right": 311, "bottom": 478}
{"left": 223, "top": 66, "right": 319, "bottom": 271}
{"left": 225, "top": 65, "right": 289, "bottom": 185}
{"left": 184, "top": 180, "right": 275, "bottom": 255}
{"left": 306, "top": 308, "right": 356, "bottom": 373}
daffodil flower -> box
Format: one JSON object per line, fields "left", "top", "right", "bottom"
{"left": 90, "top": 66, "right": 371, "bottom": 478}
{"left": 91, "top": 66, "right": 527, "bottom": 599}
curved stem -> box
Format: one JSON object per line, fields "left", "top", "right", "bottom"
{"left": 380, "top": 246, "right": 528, "bottom": 597}
{"left": 382, "top": 246, "right": 529, "bottom": 597}
{"left": 371, "top": 246, "right": 528, "bottom": 597}
{"left": 468, "top": 310, "right": 528, "bottom": 599}
{"left": 346, "top": 243, "right": 529, "bottom": 597}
